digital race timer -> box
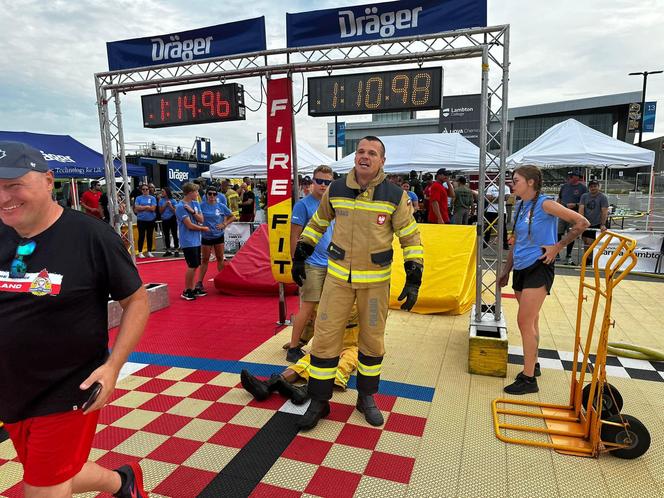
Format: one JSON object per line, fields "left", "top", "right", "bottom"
{"left": 141, "top": 83, "right": 246, "bottom": 128}
{"left": 308, "top": 67, "right": 442, "bottom": 117}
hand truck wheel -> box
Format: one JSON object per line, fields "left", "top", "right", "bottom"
{"left": 582, "top": 382, "right": 623, "bottom": 418}
{"left": 601, "top": 414, "right": 651, "bottom": 459}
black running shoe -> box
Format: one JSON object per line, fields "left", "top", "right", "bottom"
{"left": 504, "top": 373, "right": 539, "bottom": 395}
{"left": 181, "top": 289, "right": 196, "bottom": 301}
{"left": 286, "top": 347, "right": 305, "bottom": 363}
{"left": 193, "top": 287, "right": 207, "bottom": 297}
{"left": 515, "top": 362, "right": 541, "bottom": 379}
{"left": 113, "top": 462, "right": 147, "bottom": 498}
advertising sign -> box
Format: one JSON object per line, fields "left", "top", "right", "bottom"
{"left": 628, "top": 103, "right": 642, "bottom": 132}
{"left": 439, "top": 93, "right": 481, "bottom": 145}
{"left": 224, "top": 223, "right": 252, "bottom": 256}
{"left": 327, "top": 122, "right": 346, "bottom": 147}
{"left": 107, "top": 17, "right": 267, "bottom": 71}
{"left": 266, "top": 78, "right": 294, "bottom": 284}
{"left": 287, "top": 0, "right": 486, "bottom": 48}
{"left": 643, "top": 101, "right": 657, "bottom": 133}
{"left": 167, "top": 161, "right": 190, "bottom": 191}
{"left": 196, "top": 138, "right": 211, "bottom": 161}
{"left": 593, "top": 230, "right": 664, "bottom": 274}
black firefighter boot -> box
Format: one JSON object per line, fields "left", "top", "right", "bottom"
{"left": 240, "top": 370, "right": 281, "bottom": 401}
{"left": 296, "top": 399, "right": 330, "bottom": 430}
{"left": 356, "top": 394, "right": 384, "bottom": 426}
{"left": 274, "top": 379, "right": 309, "bottom": 405}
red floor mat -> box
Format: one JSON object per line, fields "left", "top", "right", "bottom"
{"left": 109, "top": 259, "right": 299, "bottom": 361}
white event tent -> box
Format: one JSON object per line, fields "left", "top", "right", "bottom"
{"left": 506, "top": 118, "right": 655, "bottom": 170}
{"left": 329, "top": 132, "right": 487, "bottom": 173}
{"left": 207, "top": 138, "right": 332, "bottom": 178}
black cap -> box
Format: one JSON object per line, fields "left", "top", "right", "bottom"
{"left": 588, "top": 180, "right": 600, "bottom": 186}
{"left": 0, "top": 141, "right": 49, "bottom": 179}
{"left": 567, "top": 170, "right": 581, "bottom": 177}
{"left": 436, "top": 168, "right": 450, "bottom": 177}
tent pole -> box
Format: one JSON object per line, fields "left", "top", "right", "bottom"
{"left": 647, "top": 162, "right": 654, "bottom": 231}
{"left": 71, "top": 179, "right": 79, "bottom": 210}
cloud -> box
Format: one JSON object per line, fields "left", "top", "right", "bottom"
{"left": 0, "top": 0, "right": 662, "bottom": 160}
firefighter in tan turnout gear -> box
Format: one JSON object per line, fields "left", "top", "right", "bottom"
{"left": 291, "top": 136, "right": 424, "bottom": 430}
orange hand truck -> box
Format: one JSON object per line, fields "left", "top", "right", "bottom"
{"left": 492, "top": 230, "right": 651, "bottom": 459}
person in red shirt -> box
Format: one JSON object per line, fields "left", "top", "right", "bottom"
{"left": 427, "top": 168, "right": 449, "bottom": 224}
{"left": 80, "top": 181, "right": 103, "bottom": 219}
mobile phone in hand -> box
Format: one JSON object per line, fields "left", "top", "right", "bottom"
{"left": 81, "top": 382, "right": 103, "bottom": 411}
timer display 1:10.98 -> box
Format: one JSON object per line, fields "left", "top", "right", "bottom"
{"left": 141, "top": 83, "right": 245, "bottom": 128}
{"left": 308, "top": 67, "right": 442, "bottom": 117}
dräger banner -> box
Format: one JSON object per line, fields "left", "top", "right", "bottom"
{"left": 593, "top": 230, "right": 664, "bottom": 274}
{"left": 266, "top": 78, "right": 294, "bottom": 284}
{"left": 167, "top": 161, "right": 190, "bottom": 191}
{"left": 107, "top": 17, "right": 267, "bottom": 71}
{"left": 286, "top": 0, "right": 486, "bottom": 48}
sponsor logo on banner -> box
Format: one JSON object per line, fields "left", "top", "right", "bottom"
{"left": 593, "top": 230, "right": 664, "bottom": 274}
{"left": 106, "top": 17, "right": 267, "bottom": 71}
{"left": 267, "top": 78, "right": 294, "bottom": 284}
{"left": 167, "top": 161, "right": 190, "bottom": 191}
{"left": 287, "top": 0, "right": 487, "bottom": 48}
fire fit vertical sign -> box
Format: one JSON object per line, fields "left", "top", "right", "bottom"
{"left": 267, "top": 78, "right": 293, "bottom": 283}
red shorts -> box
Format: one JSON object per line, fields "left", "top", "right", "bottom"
{"left": 5, "top": 409, "right": 99, "bottom": 487}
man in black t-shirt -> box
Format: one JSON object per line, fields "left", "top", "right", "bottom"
{"left": 239, "top": 182, "right": 256, "bottom": 222}
{"left": 0, "top": 141, "right": 150, "bottom": 497}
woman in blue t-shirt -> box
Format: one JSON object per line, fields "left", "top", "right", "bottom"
{"left": 133, "top": 184, "right": 158, "bottom": 258}
{"left": 499, "top": 165, "right": 589, "bottom": 395}
{"left": 196, "top": 187, "right": 235, "bottom": 292}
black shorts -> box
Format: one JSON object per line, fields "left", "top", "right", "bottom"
{"left": 202, "top": 235, "right": 225, "bottom": 246}
{"left": 582, "top": 225, "right": 601, "bottom": 239}
{"left": 512, "top": 259, "right": 555, "bottom": 294}
{"left": 182, "top": 246, "right": 201, "bottom": 268}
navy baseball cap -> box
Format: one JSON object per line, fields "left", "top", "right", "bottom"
{"left": 0, "top": 141, "right": 49, "bottom": 179}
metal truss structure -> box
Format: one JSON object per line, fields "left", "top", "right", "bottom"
{"left": 95, "top": 24, "right": 509, "bottom": 330}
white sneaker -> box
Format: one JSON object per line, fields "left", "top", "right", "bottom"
{"left": 146, "top": 252, "right": 155, "bottom": 258}
{"left": 137, "top": 253, "right": 145, "bottom": 259}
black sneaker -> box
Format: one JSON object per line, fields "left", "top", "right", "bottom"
{"left": 193, "top": 287, "right": 207, "bottom": 297}
{"left": 504, "top": 373, "right": 539, "bottom": 395}
{"left": 163, "top": 250, "right": 173, "bottom": 257}
{"left": 515, "top": 362, "right": 541, "bottom": 379}
{"left": 173, "top": 250, "right": 180, "bottom": 257}
{"left": 113, "top": 462, "right": 147, "bottom": 498}
{"left": 181, "top": 289, "right": 196, "bottom": 301}
{"left": 286, "top": 347, "right": 306, "bottom": 363}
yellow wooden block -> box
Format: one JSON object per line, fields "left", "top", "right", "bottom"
{"left": 468, "top": 324, "right": 508, "bottom": 378}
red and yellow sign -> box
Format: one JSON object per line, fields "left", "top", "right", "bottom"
{"left": 266, "top": 77, "right": 294, "bottom": 283}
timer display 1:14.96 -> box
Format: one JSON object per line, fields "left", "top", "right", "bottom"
{"left": 308, "top": 67, "right": 442, "bottom": 117}
{"left": 141, "top": 83, "right": 245, "bottom": 128}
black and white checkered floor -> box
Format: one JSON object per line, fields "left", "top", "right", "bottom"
{"left": 508, "top": 346, "right": 664, "bottom": 382}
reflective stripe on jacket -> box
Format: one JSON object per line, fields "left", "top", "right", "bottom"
{"left": 301, "top": 167, "right": 423, "bottom": 288}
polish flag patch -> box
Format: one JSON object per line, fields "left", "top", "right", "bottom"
{"left": 376, "top": 214, "right": 386, "bottom": 225}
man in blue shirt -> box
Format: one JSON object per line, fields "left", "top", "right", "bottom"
{"left": 286, "top": 166, "right": 334, "bottom": 362}
{"left": 175, "top": 182, "right": 210, "bottom": 301}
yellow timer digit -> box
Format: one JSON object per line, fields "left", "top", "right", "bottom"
{"left": 411, "top": 73, "right": 431, "bottom": 105}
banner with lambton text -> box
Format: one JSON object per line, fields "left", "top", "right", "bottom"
{"left": 266, "top": 78, "right": 294, "bottom": 283}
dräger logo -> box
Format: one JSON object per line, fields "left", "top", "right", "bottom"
{"left": 151, "top": 35, "right": 213, "bottom": 63}
{"left": 41, "top": 151, "right": 75, "bottom": 163}
{"left": 338, "top": 6, "right": 423, "bottom": 39}
{"left": 168, "top": 169, "right": 189, "bottom": 181}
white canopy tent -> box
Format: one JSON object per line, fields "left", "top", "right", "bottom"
{"left": 506, "top": 118, "right": 656, "bottom": 228}
{"left": 207, "top": 138, "right": 332, "bottom": 178}
{"left": 506, "top": 118, "right": 655, "bottom": 169}
{"left": 329, "top": 132, "right": 488, "bottom": 174}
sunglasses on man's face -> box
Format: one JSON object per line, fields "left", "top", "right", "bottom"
{"left": 207, "top": 192, "right": 218, "bottom": 196}
{"left": 313, "top": 178, "right": 332, "bottom": 186}
{"left": 10, "top": 240, "right": 37, "bottom": 279}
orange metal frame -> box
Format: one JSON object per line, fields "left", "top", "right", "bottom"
{"left": 491, "top": 231, "right": 638, "bottom": 457}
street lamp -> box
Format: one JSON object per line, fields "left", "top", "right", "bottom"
{"left": 628, "top": 70, "right": 663, "bottom": 145}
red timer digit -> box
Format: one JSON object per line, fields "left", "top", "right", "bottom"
{"left": 201, "top": 90, "right": 230, "bottom": 117}
{"left": 179, "top": 95, "right": 198, "bottom": 119}
{"left": 160, "top": 98, "right": 171, "bottom": 120}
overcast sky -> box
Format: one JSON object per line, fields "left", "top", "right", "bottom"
{"left": 0, "top": 0, "right": 662, "bottom": 159}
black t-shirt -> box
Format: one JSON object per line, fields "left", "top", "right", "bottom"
{"left": 241, "top": 190, "right": 255, "bottom": 215}
{"left": 0, "top": 208, "right": 143, "bottom": 423}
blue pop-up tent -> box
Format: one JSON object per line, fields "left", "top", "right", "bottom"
{"left": 0, "top": 131, "right": 145, "bottom": 178}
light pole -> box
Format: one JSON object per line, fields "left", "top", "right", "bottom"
{"left": 628, "top": 70, "right": 663, "bottom": 145}
{"left": 629, "top": 70, "right": 662, "bottom": 230}
{"left": 256, "top": 132, "right": 262, "bottom": 143}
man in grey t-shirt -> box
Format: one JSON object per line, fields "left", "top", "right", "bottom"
{"left": 557, "top": 170, "right": 588, "bottom": 264}
{"left": 579, "top": 180, "right": 609, "bottom": 264}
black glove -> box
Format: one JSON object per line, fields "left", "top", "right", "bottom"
{"left": 398, "top": 261, "right": 423, "bottom": 311}
{"left": 291, "top": 242, "right": 314, "bottom": 287}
